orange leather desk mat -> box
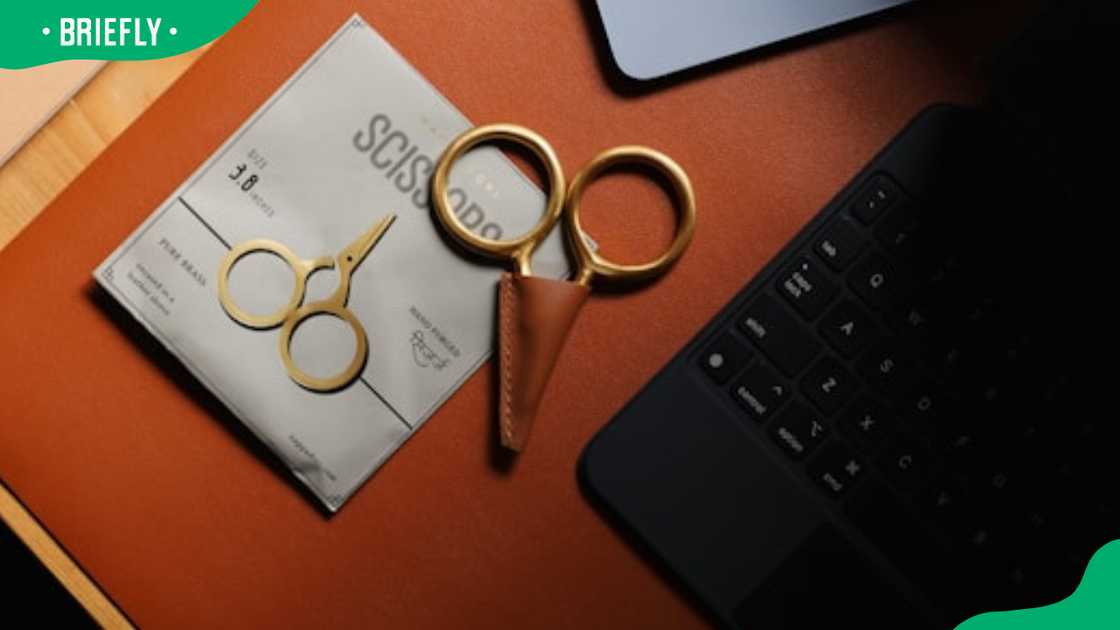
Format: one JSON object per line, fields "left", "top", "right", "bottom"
{"left": 0, "top": 1, "right": 1033, "bottom": 627}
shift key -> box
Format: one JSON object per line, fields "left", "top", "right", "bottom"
{"left": 740, "top": 294, "right": 822, "bottom": 377}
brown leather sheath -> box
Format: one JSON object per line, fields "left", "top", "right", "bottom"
{"left": 498, "top": 272, "right": 590, "bottom": 451}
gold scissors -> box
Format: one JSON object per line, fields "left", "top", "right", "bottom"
{"left": 431, "top": 123, "right": 696, "bottom": 452}
{"left": 216, "top": 214, "right": 396, "bottom": 392}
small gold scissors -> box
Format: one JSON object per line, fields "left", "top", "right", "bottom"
{"left": 431, "top": 123, "right": 696, "bottom": 451}
{"left": 217, "top": 214, "right": 396, "bottom": 392}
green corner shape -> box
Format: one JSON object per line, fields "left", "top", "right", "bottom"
{"left": 0, "top": 1, "right": 257, "bottom": 69}
{"left": 956, "top": 540, "right": 1120, "bottom": 630}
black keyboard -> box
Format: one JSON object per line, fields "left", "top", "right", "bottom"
{"left": 685, "top": 108, "right": 1106, "bottom": 614}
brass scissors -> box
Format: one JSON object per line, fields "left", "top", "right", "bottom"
{"left": 217, "top": 214, "right": 396, "bottom": 392}
{"left": 431, "top": 123, "right": 696, "bottom": 451}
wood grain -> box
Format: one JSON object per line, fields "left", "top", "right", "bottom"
{"left": 0, "top": 46, "right": 209, "bottom": 628}
{"left": 0, "top": 47, "right": 207, "bottom": 250}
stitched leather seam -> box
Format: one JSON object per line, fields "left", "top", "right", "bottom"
{"left": 499, "top": 274, "right": 516, "bottom": 445}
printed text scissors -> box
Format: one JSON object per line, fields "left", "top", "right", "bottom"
{"left": 431, "top": 123, "right": 696, "bottom": 452}
{"left": 217, "top": 214, "right": 396, "bottom": 392}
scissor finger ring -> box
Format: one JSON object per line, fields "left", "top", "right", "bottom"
{"left": 278, "top": 302, "right": 369, "bottom": 392}
{"left": 217, "top": 240, "right": 332, "bottom": 329}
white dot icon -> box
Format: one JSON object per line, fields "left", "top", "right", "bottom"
{"left": 708, "top": 353, "right": 724, "bottom": 369}
{"left": 42, "top": 27, "right": 50, "bottom": 35}
{"left": 169, "top": 27, "right": 178, "bottom": 36}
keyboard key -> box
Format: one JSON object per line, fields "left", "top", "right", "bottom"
{"left": 849, "top": 251, "right": 915, "bottom": 313}
{"left": 819, "top": 300, "right": 880, "bottom": 358}
{"left": 739, "top": 295, "right": 821, "bottom": 377}
{"left": 973, "top": 468, "right": 1018, "bottom": 511}
{"left": 801, "top": 356, "right": 857, "bottom": 415}
{"left": 922, "top": 250, "right": 964, "bottom": 288}
{"left": 839, "top": 396, "right": 896, "bottom": 455}
{"left": 731, "top": 363, "right": 789, "bottom": 422}
{"left": 877, "top": 434, "right": 934, "bottom": 492}
{"left": 957, "top": 512, "right": 1006, "bottom": 562}
{"left": 1002, "top": 501, "right": 1063, "bottom": 552}
{"left": 856, "top": 340, "right": 919, "bottom": 397}
{"left": 874, "top": 201, "right": 921, "bottom": 257}
{"left": 900, "top": 387, "right": 941, "bottom": 432}
{"left": 937, "top": 428, "right": 988, "bottom": 474}
{"left": 776, "top": 257, "right": 837, "bottom": 320}
{"left": 698, "top": 332, "right": 753, "bottom": 384}
{"left": 999, "top": 552, "right": 1070, "bottom": 611}
{"left": 808, "top": 440, "right": 864, "bottom": 496}
{"left": 919, "top": 476, "right": 969, "bottom": 535}
{"left": 892, "top": 302, "right": 935, "bottom": 345}
{"left": 768, "top": 402, "right": 829, "bottom": 460}
{"left": 814, "top": 218, "right": 865, "bottom": 271}
{"left": 850, "top": 175, "right": 900, "bottom": 225}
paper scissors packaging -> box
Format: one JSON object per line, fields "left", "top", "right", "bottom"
{"left": 93, "top": 16, "right": 582, "bottom": 510}
{"left": 432, "top": 124, "right": 696, "bottom": 451}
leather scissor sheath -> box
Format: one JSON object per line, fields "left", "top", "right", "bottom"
{"left": 498, "top": 272, "right": 590, "bottom": 451}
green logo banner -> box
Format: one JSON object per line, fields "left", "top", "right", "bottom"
{"left": 956, "top": 540, "right": 1120, "bottom": 630}
{"left": 0, "top": 1, "right": 257, "bottom": 69}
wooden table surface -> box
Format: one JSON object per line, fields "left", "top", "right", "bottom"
{"left": 0, "top": 49, "right": 206, "bottom": 249}
{"left": 0, "top": 47, "right": 208, "bottom": 628}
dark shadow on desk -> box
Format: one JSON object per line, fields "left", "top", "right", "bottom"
{"left": 86, "top": 283, "right": 336, "bottom": 519}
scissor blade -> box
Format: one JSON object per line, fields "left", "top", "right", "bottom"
{"left": 341, "top": 213, "right": 396, "bottom": 270}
